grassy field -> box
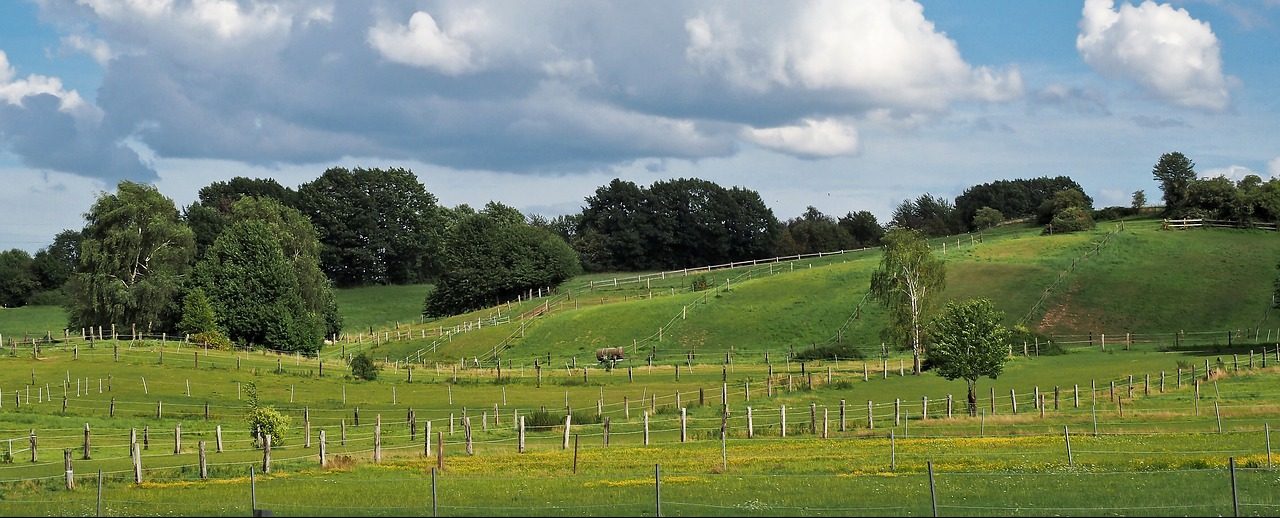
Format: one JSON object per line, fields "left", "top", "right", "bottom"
{"left": 0, "top": 338, "right": 1278, "bottom": 516}
{"left": 0, "top": 305, "right": 68, "bottom": 338}
{"left": 334, "top": 284, "right": 434, "bottom": 334}
{"left": 4, "top": 218, "right": 1280, "bottom": 515}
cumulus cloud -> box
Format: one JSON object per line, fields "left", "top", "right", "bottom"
{"left": 0, "top": 49, "right": 152, "bottom": 182}
{"left": 368, "top": 11, "right": 477, "bottom": 75}
{"left": 1077, "top": 0, "right": 1230, "bottom": 111}
{"left": 742, "top": 118, "right": 860, "bottom": 159}
{"left": 12, "top": 2, "right": 1027, "bottom": 182}
{"left": 1269, "top": 157, "right": 1280, "bottom": 178}
{"left": 1202, "top": 164, "right": 1260, "bottom": 181}
{"left": 685, "top": 0, "right": 1023, "bottom": 111}
{"left": 60, "top": 34, "right": 116, "bottom": 66}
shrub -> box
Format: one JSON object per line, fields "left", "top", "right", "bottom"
{"left": 525, "top": 408, "right": 564, "bottom": 430}
{"left": 244, "top": 382, "right": 290, "bottom": 446}
{"left": 350, "top": 352, "right": 378, "bottom": 381}
{"left": 690, "top": 274, "right": 710, "bottom": 292}
{"left": 191, "top": 330, "right": 233, "bottom": 350}
{"left": 1046, "top": 207, "right": 1095, "bottom": 234}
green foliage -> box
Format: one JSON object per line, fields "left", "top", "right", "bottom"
{"left": 1153, "top": 151, "right": 1197, "bottom": 215}
{"left": 892, "top": 194, "right": 961, "bottom": 237}
{"left": 1132, "top": 190, "right": 1147, "bottom": 211}
{"left": 870, "top": 229, "right": 946, "bottom": 373}
{"left": 838, "top": 210, "right": 884, "bottom": 248}
{"left": 1037, "top": 188, "right": 1094, "bottom": 225}
{"left": 955, "top": 176, "right": 1089, "bottom": 231}
{"left": 972, "top": 207, "right": 1004, "bottom": 230}
{"left": 927, "top": 298, "right": 1011, "bottom": 415}
{"left": 424, "top": 211, "right": 581, "bottom": 317}
{"left": 178, "top": 288, "right": 218, "bottom": 336}
{"left": 0, "top": 249, "right": 37, "bottom": 307}
{"left": 31, "top": 230, "right": 81, "bottom": 292}
{"left": 776, "top": 206, "right": 857, "bottom": 255}
{"left": 66, "top": 181, "right": 196, "bottom": 331}
{"left": 690, "top": 274, "right": 711, "bottom": 292}
{"left": 228, "top": 197, "right": 342, "bottom": 338}
{"left": 244, "top": 382, "right": 290, "bottom": 447}
{"left": 297, "top": 167, "right": 446, "bottom": 286}
{"left": 194, "top": 219, "right": 323, "bottom": 353}
{"left": 191, "top": 330, "right": 233, "bottom": 350}
{"left": 576, "top": 178, "right": 780, "bottom": 272}
{"left": 1047, "top": 206, "right": 1095, "bottom": 233}
{"left": 350, "top": 352, "right": 378, "bottom": 381}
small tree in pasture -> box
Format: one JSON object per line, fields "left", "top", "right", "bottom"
{"left": 927, "top": 298, "right": 1011, "bottom": 416}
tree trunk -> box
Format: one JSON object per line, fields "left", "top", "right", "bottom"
{"left": 967, "top": 382, "right": 978, "bottom": 417}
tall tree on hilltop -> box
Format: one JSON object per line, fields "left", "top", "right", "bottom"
{"left": 1152, "top": 152, "right": 1197, "bottom": 215}
{"left": 870, "top": 229, "right": 946, "bottom": 375}
{"left": 297, "top": 167, "right": 446, "bottom": 286}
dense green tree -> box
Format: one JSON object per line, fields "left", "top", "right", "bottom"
{"left": 1131, "top": 190, "right": 1147, "bottom": 212}
{"left": 1037, "top": 188, "right": 1093, "bottom": 224}
{"left": 227, "top": 197, "right": 342, "bottom": 338}
{"left": 297, "top": 167, "right": 446, "bottom": 286}
{"left": 781, "top": 207, "right": 856, "bottom": 254}
{"left": 892, "top": 194, "right": 961, "bottom": 237}
{"left": 67, "top": 181, "right": 195, "bottom": 331}
{"left": 31, "top": 230, "right": 81, "bottom": 292}
{"left": 0, "top": 249, "right": 37, "bottom": 307}
{"left": 1048, "top": 206, "right": 1095, "bottom": 233}
{"left": 193, "top": 220, "right": 323, "bottom": 353}
{"left": 178, "top": 287, "right": 218, "bottom": 336}
{"left": 927, "top": 299, "right": 1012, "bottom": 416}
{"left": 187, "top": 177, "right": 299, "bottom": 258}
{"left": 1152, "top": 152, "right": 1197, "bottom": 215}
{"left": 838, "top": 210, "right": 885, "bottom": 248}
{"left": 972, "top": 207, "right": 1004, "bottom": 230}
{"left": 424, "top": 212, "right": 582, "bottom": 316}
{"left": 576, "top": 178, "right": 778, "bottom": 271}
{"left": 955, "top": 176, "right": 1089, "bottom": 230}
{"left": 870, "top": 229, "right": 946, "bottom": 375}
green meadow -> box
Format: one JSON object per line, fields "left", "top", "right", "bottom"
{"left": 3, "top": 218, "right": 1280, "bottom": 515}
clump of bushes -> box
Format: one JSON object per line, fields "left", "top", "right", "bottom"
{"left": 350, "top": 352, "right": 378, "bottom": 381}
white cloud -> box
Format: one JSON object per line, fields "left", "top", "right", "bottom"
{"left": 1268, "top": 158, "right": 1280, "bottom": 178}
{"left": 685, "top": 0, "right": 1022, "bottom": 110}
{"left": 368, "top": 11, "right": 478, "bottom": 75}
{"left": 60, "top": 34, "right": 116, "bottom": 66}
{"left": 1202, "top": 164, "right": 1259, "bottom": 181}
{"left": 742, "top": 118, "right": 860, "bottom": 159}
{"left": 1077, "top": 0, "right": 1230, "bottom": 111}
{"left": 0, "top": 50, "right": 94, "bottom": 119}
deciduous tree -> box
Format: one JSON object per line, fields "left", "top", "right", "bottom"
{"left": 927, "top": 299, "right": 1011, "bottom": 416}
{"left": 870, "top": 229, "right": 946, "bottom": 374}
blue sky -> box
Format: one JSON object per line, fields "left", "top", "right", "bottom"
{"left": 1, "top": 0, "right": 1277, "bottom": 252}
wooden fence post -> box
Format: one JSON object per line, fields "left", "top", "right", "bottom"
{"left": 82, "top": 424, "right": 91, "bottom": 460}
{"left": 198, "top": 441, "right": 208, "bottom": 479}
{"left": 262, "top": 434, "right": 271, "bottom": 473}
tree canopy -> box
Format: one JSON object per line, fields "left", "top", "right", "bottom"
{"left": 0, "top": 249, "right": 37, "bottom": 307}
{"left": 67, "top": 181, "right": 195, "bottom": 331}
{"left": 297, "top": 167, "right": 446, "bottom": 286}
{"left": 576, "top": 178, "right": 779, "bottom": 271}
{"left": 870, "top": 228, "right": 946, "bottom": 374}
{"left": 955, "top": 176, "right": 1089, "bottom": 230}
{"left": 424, "top": 207, "right": 582, "bottom": 317}
{"left": 1153, "top": 152, "right": 1197, "bottom": 216}
{"left": 193, "top": 219, "right": 323, "bottom": 353}
{"left": 927, "top": 298, "right": 1011, "bottom": 416}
